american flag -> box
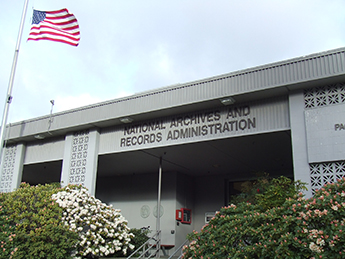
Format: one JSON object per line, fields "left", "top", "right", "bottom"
{"left": 28, "top": 8, "right": 80, "bottom": 46}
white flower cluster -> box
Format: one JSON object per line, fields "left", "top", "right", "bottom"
{"left": 52, "top": 186, "right": 134, "bottom": 258}
{"left": 309, "top": 241, "right": 324, "bottom": 253}
{"left": 307, "top": 229, "right": 325, "bottom": 254}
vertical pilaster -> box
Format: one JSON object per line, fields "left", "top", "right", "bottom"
{"left": 289, "top": 90, "right": 312, "bottom": 198}
{"left": 0, "top": 143, "right": 25, "bottom": 192}
{"left": 61, "top": 129, "right": 100, "bottom": 195}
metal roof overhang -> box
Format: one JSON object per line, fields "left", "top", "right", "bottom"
{"left": 6, "top": 47, "right": 345, "bottom": 144}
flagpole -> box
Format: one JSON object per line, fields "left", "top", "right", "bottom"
{"left": 0, "top": 0, "right": 29, "bottom": 164}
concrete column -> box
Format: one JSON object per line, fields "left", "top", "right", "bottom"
{"left": 61, "top": 129, "right": 100, "bottom": 195}
{"left": 289, "top": 90, "right": 312, "bottom": 198}
{"left": 0, "top": 143, "right": 25, "bottom": 192}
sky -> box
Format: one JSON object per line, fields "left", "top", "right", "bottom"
{"left": 1, "top": 0, "right": 345, "bottom": 124}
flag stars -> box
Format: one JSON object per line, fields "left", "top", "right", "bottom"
{"left": 32, "top": 10, "right": 46, "bottom": 25}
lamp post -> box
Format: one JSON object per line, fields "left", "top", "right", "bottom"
{"left": 156, "top": 156, "right": 162, "bottom": 258}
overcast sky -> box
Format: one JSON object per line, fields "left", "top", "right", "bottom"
{"left": 1, "top": 0, "right": 345, "bottom": 124}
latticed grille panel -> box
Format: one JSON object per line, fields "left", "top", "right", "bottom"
{"left": 304, "top": 83, "right": 345, "bottom": 109}
{"left": 0, "top": 146, "right": 17, "bottom": 193}
{"left": 69, "top": 130, "right": 89, "bottom": 185}
{"left": 310, "top": 161, "right": 345, "bottom": 195}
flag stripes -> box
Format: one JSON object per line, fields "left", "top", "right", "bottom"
{"left": 28, "top": 8, "right": 80, "bottom": 46}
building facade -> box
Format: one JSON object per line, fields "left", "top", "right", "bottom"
{"left": 1, "top": 47, "right": 345, "bottom": 250}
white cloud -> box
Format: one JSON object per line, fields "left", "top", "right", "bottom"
{"left": 54, "top": 94, "right": 103, "bottom": 113}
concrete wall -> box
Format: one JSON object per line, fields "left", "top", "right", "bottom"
{"left": 289, "top": 90, "right": 312, "bottom": 198}
{"left": 305, "top": 103, "right": 345, "bottom": 163}
{"left": 95, "top": 172, "right": 177, "bottom": 246}
{"left": 175, "top": 174, "right": 194, "bottom": 248}
{"left": 193, "top": 175, "right": 226, "bottom": 231}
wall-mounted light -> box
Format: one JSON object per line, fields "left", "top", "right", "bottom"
{"left": 220, "top": 97, "right": 235, "bottom": 106}
{"left": 120, "top": 117, "right": 133, "bottom": 123}
{"left": 34, "top": 134, "right": 45, "bottom": 140}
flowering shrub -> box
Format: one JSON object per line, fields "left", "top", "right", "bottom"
{"left": 0, "top": 193, "right": 15, "bottom": 259}
{"left": 182, "top": 177, "right": 345, "bottom": 259}
{"left": 295, "top": 180, "right": 345, "bottom": 258}
{"left": 0, "top": 183, "right": 134, "bottom": 259}
{"left": 0, "top": 183, "right": 78, "bottom": 259}
{"left": 52, "top": 185, "right": 134, "bottom": 258}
